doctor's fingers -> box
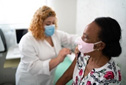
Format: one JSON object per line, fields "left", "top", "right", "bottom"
{"left": 75, "top": 46, "right": 79, "bottom": 54}
{"left": 74, "top": 46, "right": 79, "bottom": 57}
{"left": 60, "top": 48, "right": 71, "bottom": 55}
{"left": 64, "top": 48, "right": 71, "bottom": 54}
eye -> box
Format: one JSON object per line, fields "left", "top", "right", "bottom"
{"left": 84, "top": 38, "right": 88, "bottom": 41}
{"left": 52, "top": 22, "right": 55, "bottom": 24}
{"left": 46, "top": 24, "right": 51, "bottom": 26}
{"left": 82, "top": 33, "right": 88, "bottom": 41}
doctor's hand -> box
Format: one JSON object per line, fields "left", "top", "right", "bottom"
{"left": 74, "top": 46, "right": 79, "bottom": 57}
{"left": 57, "top": 48, "right": 71, "bottom": 63}
{"left": 49, "top": 48, "right": 71, "bottom": 71}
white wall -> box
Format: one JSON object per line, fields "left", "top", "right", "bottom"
{"left": 47, "top": 0, "right": 77, "bottom": 34}
{"left": 0, "top": 0, "right": 46, "bottom": 24}
{"left": 76, "top": 0, "right": 126, "bottom": 84}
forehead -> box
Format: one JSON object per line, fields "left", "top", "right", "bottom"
{"left": 44, "top": 16, "right": 56, "bottom": 23}
{"left": 83, "top": 21, "right": 101, "bottom": 41}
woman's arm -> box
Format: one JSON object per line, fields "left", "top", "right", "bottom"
{"left": 56, "top": 57, "right": 77, "bottom": 85}
{"left": 57, "top": 30, "right": 79, "bottom": 51}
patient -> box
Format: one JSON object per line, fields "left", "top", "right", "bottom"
{"left": 56, "top": 17, "right": 122, "bottom": 85}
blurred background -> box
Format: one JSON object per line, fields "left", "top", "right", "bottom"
{"left": 0, "top": 0, "right": 126, "bottom": 85}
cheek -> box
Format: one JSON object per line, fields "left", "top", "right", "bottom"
{"left": 43, "top": 23, "right": 46, "bottom": 26}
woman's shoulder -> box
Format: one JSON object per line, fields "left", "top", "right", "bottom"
{"left": 22, "top": 31, "right": 34, "bottom": 39}
{"left": 54, "top": 30, "right": 68, "bottom": 35}
{"left": 54, "top": 29, "right": 78, "bottom": 40}
{"left": 93, "top": 58, "right": 121, "bottom": 83}
{"left": 19, "top": 32, "right": 35, "bottom": 44}
{"left": 95, "top": 58, "right": 121, "bottom": 75}
{"left": 23, "top": 31, "right": 33, "bottom": 38}
{"left": 53, "top": 30, "right": 68, "bottom": 40}
{"left": 108, "top": 58, "right": 121, "bottom": 72}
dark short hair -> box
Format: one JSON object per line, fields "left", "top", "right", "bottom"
{"left": 94, "top": 17, "right": 122, "bottom": 57}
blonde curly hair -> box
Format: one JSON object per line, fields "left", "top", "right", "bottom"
{"left": 29, "top": 5, "right": 57, "bottom": 40}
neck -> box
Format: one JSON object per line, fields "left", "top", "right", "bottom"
{"left": 45, "top": 36, "right": 51, "bottom": 39}
{"left": 88, "top": 52, "right": 110, "bottom": 67}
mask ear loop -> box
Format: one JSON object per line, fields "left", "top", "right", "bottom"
{"left": 94, "top": 41, "right": 102, "bottom": 45}
{"left": 94, "top": 41, "right": 102, "bottom": 51}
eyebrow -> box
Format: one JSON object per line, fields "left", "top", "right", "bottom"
{"left": 46, "top": 21, "right": 51, "bottom": 23}
{"left": 46, "top": 20, "right": 55, "bottom": 23}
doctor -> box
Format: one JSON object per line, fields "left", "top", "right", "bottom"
{"left": 16, "top": 5, "right": 78, "bottom": 85}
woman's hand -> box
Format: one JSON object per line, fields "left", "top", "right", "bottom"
{"left": 57, "top": 48, "right": 71, "bottom": 63}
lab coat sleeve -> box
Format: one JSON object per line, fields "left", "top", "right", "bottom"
{"left": 19, "top": 34, "right": 51, "bottom": 76}
{"left": 57, "top": 30, "right": 80, "bottom": 51}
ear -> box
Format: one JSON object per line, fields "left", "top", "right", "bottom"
{"left": 98, "top": 42, "right": 106, "bottom": 51}
{"left": 94, "top": 42, "right": 106, "bottom": 51}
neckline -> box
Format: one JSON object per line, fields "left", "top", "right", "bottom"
{"left": 80, "top": 56, "right": 113, "bottom": 80}
{"left": 44, "top": 36, "right": 54, "bottom": 48}
{"left": 44, "top": 39, "right": 54, "bottom": 47}
{"left": 84, "top": 55, "right": 112, "bottom": 72}
{"left": 94, "top": 58, "right": 113, "bottom": 71}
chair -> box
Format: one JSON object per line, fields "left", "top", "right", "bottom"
{"left": 0, "top": 28, "right": 7, "bottom": 53}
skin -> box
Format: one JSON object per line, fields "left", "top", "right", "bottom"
{"left": 43, "top": 16, "right": 56, "bottom": 47}
{"left": 43, "top": 16, "right": 71, "bottom": 71}
{"left": 56, "top": 21, "right": 110, "bottom": 85}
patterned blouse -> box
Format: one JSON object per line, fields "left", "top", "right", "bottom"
{"left": 72, "top": 54, "right": 121, "bottom": 85}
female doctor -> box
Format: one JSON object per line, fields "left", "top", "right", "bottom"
{"left": 16, "top": 5, "right": 78, "bottom": 85}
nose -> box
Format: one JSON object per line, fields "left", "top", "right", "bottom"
{"left": 50, "top": 23, "right": 53, "bottom": 25}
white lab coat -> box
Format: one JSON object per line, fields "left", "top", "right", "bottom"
{"left": 16, "top": 30, "right": 78, "bottom": 85}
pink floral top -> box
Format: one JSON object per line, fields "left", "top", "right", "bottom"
{"left": 73, "top": 54, "right": 121, "bottom": 85}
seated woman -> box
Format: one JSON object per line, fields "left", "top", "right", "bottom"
{"left": 56, "top": 17, "right": 122, "bottom": 85}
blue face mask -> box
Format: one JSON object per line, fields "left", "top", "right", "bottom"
{"left": 44, "top": 25, "right": 55, "bottom": 36}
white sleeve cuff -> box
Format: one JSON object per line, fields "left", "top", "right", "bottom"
{"left": 28, "top": 59, "right": 51, "bottom": 76}
{"left": 41, "top": 59, "right": 51, "bottom": 75}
